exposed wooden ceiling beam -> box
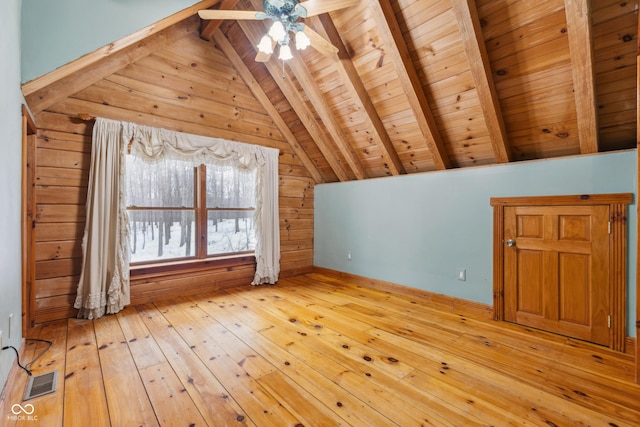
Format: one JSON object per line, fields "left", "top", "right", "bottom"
{"left": 370, "top": 0, "right": 452, "bottom": 170}
{"left": 314, "top": 14, "right": 406, "bottom": 176}
{"left": 22, "top": 0, "right": 221, "bottom": 113}
{"left": 285, "top": 55, "right": 369, "bottom": 180}
{"left": 237, "top": 20, "right": 351, "bottom": 181}
{"left": 213, "top": 30, "right": 324, "bottom": 183}
{"left": 200, "top": 0, "right": 241, "bottom": 41}
{"left": 564, "top": 0, "right": 599, "bottom": 154}
{"left": 247, "top": 0, "right": 368, "bottom": 180}
{"left": 451, "top": 0, "right": 512, "bottom": 164}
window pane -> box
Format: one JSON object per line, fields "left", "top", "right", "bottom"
{"left": 129, "top": 210, "right": 196, "bottom": 263}
{"left": 127, "top": 156, "right": 195, "bottom": 208}
{"left": 207, "top": 210, "right": 256, "bottom": 255}
{"left": 206, "top": 165, "right": 256, "bottom": 209}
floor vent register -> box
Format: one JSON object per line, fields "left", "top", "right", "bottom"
{"left": 24, "top": 371, "right": 57, "bottom": 400}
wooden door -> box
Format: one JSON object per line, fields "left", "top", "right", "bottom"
{"left": 503, "top": 205, "right": 610, "bottom": 346}
{"left": 492, "top": 194, "right": 631, "bottom": 352}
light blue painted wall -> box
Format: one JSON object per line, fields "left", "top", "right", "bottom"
{"left": 21, "top": 0, "right": 201, "bottom": 83}
{"left": 314, "top": 151, "right": 638, "bottom": 337}
{"left": 0, "top": 0, "right": 26, "bottom": 392}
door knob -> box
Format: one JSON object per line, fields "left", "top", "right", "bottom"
{"left": 506, "top": 239, "right": 516, "bottom": 247}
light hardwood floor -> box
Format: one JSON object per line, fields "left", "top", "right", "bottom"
{"left": 2, "top": 270, "right": 639, "bottom": 426}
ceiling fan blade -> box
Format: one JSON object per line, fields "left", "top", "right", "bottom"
{"left": 300, "top": 0, "right": 360, "bottom": 17}
{"left": 303, "top": 26, "right": 338, "bottom": 56}
{"left": 198, "top": 10, "right": 261, "bottom": 20}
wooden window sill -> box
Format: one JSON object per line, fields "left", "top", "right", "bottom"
{"left": 130, "top": 254, "right": 256, "bottom": 278}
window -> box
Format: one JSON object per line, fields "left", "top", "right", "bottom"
{"left": 206, "top": 163, "right": 257, "bottom": 256}
{"left": 126, "top": 155, "right": 256, "bottom": 264}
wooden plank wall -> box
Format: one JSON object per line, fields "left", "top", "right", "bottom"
{"left": 30, "top": 29, "right": 315, "bottom": 325}
{"left": 32, "top": 115, "right": 89, "bottom": 323}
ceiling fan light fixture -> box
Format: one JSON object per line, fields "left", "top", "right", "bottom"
{"left": 268, "top": 20, "right": 287, "bottom": 42}
{"left": 257, "top": 35, "right": 274, "bottom": 54}
{"left": 199, "top": 0, "right": 357, "bottom": 62}
{"left": 295, "top": 30, "right": 311, "bottom": 50}
{"left": 278, "top": 44, "right": 294, "bottom": 60}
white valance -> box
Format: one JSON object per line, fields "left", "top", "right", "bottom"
{"left": 122, "top": 121, "right": 269, "bottom": 171}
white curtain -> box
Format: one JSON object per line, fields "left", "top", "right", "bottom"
{"left": 75, "top": 118, "right": 130, "bottom": 319}
{"left": 76, "top": 118, "right": 280, "bottom": 318}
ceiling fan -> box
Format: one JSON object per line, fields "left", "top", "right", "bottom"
{"left": 198, "top": 0, "right": 359, "bottom": 62}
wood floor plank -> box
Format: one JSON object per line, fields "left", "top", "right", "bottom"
{"left": 226, "top": 290, "right": 481, "bottom": 426}
{"left": 259, "top": 323, "right": 474, "bottom": 426}
{"left": 225, "top": 280, "right": 635, "bottom": 424}
{"left": 371, "top": 326, "right": 634, "bottom": 427}
{"left": 116, "top": 306, "right": 167, "bottom": 370}
{"left": 4, "top": 272, "right": 639, "bottom": 426}
{"left": 249, "top": 286, "right": 538, "bottom": 425}
{"left": 153, "top": 298, "right": 302, "bottom": 427}
{"left": 229, "top": 286, "right": 512, "bottom": 426}
{"left": 329, "top": 296, "right": 640, "bottom": 424}
{"left": 63, "top": 319, "right": 110, "bottom": 427}
{"left": 138, "top": 362, "right": 208, "bottom": 427}
{"left": 308, "top": 276, "right": 637, "bottom": 421}
{"left": 117, "top": 306, "right": 208, "bottom": 427}
{"left": 282, "top": 276, "right": 637, "bottom": 421}
{"left": 136, "top": 303, "right": 256, "bottom": 427}
{"left": 93, "top": 314, "right": 159, "bottom": 427}
{"left": 243, "top": 291, "right": 418, "bottom": 381}
{"left": 315, "top": 279, "right": 617, "bottom": 375}
{"left": 403, "top": 369, "right": 537, "bottom": 426}
{"left": 154, "top": 299, "right": 278, "bottom": 382}
{"left": 193, "top": 292, "right": 399, "bottom": 426}
{"left": 307, "top": 274, "right": 635, "bottom": 379}
{"left": 452, "top": 330, "right": 640, "bottom": 423}
{"left": 215, "top": 290, "right": 440, "bottom": 426}
{"left": 257, "top": 370, "right": 342, "bottom": 427}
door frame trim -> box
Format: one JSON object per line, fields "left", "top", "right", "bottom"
{"left": 22, "top": 105, "right": 37, "bottom": 335}
{"left": 490, "top": 193, "right": 633, "bottom": 352}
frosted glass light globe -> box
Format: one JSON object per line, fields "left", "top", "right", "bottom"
{"left": 295, "top": 30, "right": 311, "bottom": 50}
{"left": 278, "top": 44, "right": 293, "bottom": 60}
{"left": 268, "top": 21, "right": 286, "bottom": 42}
{"left": 257, "top": 35, "right": 273, "bottom": 54}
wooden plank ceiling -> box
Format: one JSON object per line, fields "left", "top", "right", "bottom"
{"left": 23, "top": 0, "right": 638, "bottom": 183}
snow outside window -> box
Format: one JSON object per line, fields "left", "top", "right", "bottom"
{"left": 206, "top": 164, "right": 257, "bottom": 256}
{"left": 126, "top": 155, "right": 257, "bottom": 264}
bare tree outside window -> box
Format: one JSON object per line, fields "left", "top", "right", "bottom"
{"left": 126, "top": 156, "right": 256, "bottom": 264}
{"left": 206, "top": 164, "right": 256, "bottom": 255}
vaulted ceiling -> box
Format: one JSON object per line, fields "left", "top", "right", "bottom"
{"left": 22, "top": 0, "right": 638, "bottom": 184}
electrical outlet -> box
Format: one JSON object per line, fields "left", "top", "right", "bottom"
{"left": 347, "top": 252, "right": 352, "bottom": 261}
{"left": 457, "top": 269, "right": 467, "bottom": 281}
{"left": 8, "top": 313, "right": 12, "bottom": 339}
{"left": 0, "top": 329, "right": 3, "bottom": 351}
